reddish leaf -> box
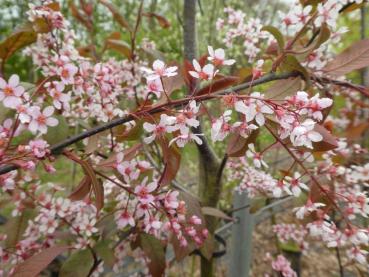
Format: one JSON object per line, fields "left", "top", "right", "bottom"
{"left": 64, "top": 152, "right": 104, "bottom": 212}
{"left": 99, "top": 0, "right": 132, "bottom": 31}
{"left": 323, "top": 39, "right": 369, "bottom": 77}
{"left": 139, "top": 234, "right": 166, "bottom": 277}
{"left": 295, "top": 23, "right": 330, "bottom": 60}
{"left": 143, "top": 12, "right": 170, "bottom": 28}
{"left": 264, "top": 77, "right": 303, "bottom": 100}
{"left": 196, "top": 76, "right": 240, "bottom": 96}
{"left": 159, "top": 140, "right": 181, "bottom": 186}
{"left": 69, "top": 176, "right": 91, "bottom": 201}
{"left": 226, "top": 130, "right": 258, "bottom": 157}
{"left": 313, "top": 124, "right": 338, "bottom": 152}
{"left": 85, "top": 133, "right": 100, "bottom": 154}
{"left": 162, "top": 73, "right": 185, "bottom": 94}
{"left": 68, "top": 0, "right": 92, "bottom": 30}
{"left": 0, "top": 24, "right": 37, "bottom": 63}
{"left": 345, "top": 123, "right": 369, "bottom": 141}
{"left": 105, "top": 39, "right": 132, "bottom": 59}
{"left": 77, "top": 45, "right": 95, "bottom": 58}
{"left": 12, "top": 246, "right": 69, "bottom": 277}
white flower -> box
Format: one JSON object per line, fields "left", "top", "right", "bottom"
{"left": 290, "top": 119, "right": 322, "bottom": 149}
{"left": 143, "top": 114, "right": 177, "bottom": 144}
{"left": 211, "top": 110, "right": 232, "bottom": 142}
{"left": 207, "top": 46, "right": 235, "bottom": 66}
{"left": 294, "top": 201, "right": 325, "bottom": 219}
{"left": 189, "top": 60, "right": 217, "bottom": 80}
{"left": 169, "top": 131, "right": 203, "bottom": 148}
{"left": 235, "top": 92, "right": 273, "bottom": 126}
{"left": 246, "top": 143, "right": 268, "bottom": 168}
{"left": 284, "top": 172, "right": 309, "bottom": 197}
{"left": 142, "top": 60, "right": 178, "bottom": 81}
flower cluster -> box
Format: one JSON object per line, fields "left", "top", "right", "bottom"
{"left": 273, "top": 223, "right": 309, "bottom": 251}
{"left": 216, "top": 7, "right": 271, "bottom": 62}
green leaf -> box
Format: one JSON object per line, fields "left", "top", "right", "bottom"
{"left": 59, "top": 249, "right": 94, "bottom": 277}
{"left": 262, "top": 26, "right": 285, "bottom": 52}
{"left": 280, "top": 55, "right": 310, "bottom": 86}
{"left": 278, "top": 240, "right": 301, "bottom": 253}
{"left": 94, "top": 240, "right": 116, "bottom": 268}
{"left": 12, "top": 246, "right": 69, "bottom": 277}
{"left": 114, "top": 121, "right": 143, "bottom": 142}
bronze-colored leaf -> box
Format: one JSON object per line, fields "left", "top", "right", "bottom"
{"left": 196, "top": 76, "right": 240, "bottom": 96}
{"left": 12, "top": 246, "right": 69, "bottom": 277}
{"left": 105, "top": 39, "right": 132, "bottom": 59}
{"left": 264, "top": 77, "right": 303, "bottom": 100}
{"left": 143, "top": 12, "right": 170, "bottom": 29}
{"left": 323, "top": 39, "right": 369, "bottom": 77}
{"left": 99, "top": 0, "right": 132, "bottom": 31}
{"left": 313, "top": 124, "right": 338, "bottom": 152}
{"left": 158, "top": 140, "right": 181, "bottom": 186}
{"left": 69, "top": 176, "right": 91, "bottom": 201}
{"left": 0, "top": 24, "right": 37, "bottom": 63}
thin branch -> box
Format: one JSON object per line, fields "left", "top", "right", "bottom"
{"left": 1, "top": 71, "right": 365, "bottom": 175}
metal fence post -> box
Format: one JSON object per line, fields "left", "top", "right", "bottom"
{"left": 229, "top": 192, "right": 254, "bottom": 277}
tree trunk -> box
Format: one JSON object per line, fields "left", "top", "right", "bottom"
{"left": 183, "top": 1, "right": 226, "bottom": 276}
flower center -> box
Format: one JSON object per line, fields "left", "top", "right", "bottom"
{"left": 4, "top": 86, "right": 14, "bottom": 96}
{"left": 37, "top": 115, "right": 47, "bottom": 125}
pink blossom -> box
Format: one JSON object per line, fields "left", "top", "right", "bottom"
{"left": 28, "top": 139, "right": 50, "bottom": 158}
{"left": 294, "top": 200, "right": 326, "bottom": 219}
{"left": 47, "top": 82, "right": 70, "bottom": 110}
{"left": 146, "top": 78, "right": 163, "bottom": 98}
{"left": 134, "top": 177, "right": 157, "bottom": 204}
{"left": 173, "top": 100, "right": 200, "bottom": 134}
{"left": 115, "top": 211, "right": 135, "bottom": 229}
{"left": 58, "top": 63, "right": 78, "bottom": 84}
{"left": 271, "top": 255, "right": 297, "bottom": 277}
{"left": 0, "top": 74, "right": 25, "bottom": 109}
{"left": 28, "top": 106, "right": 59, "bottom": 134}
